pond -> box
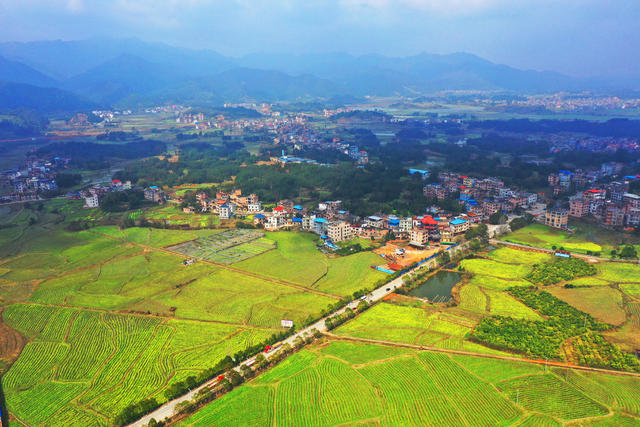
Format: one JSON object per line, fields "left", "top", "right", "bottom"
{"left": 408, "top": 271, "right": 463, "bottom": 303}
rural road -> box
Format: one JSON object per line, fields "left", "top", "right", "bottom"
{"left": 131, "top": 242, "right": 474, "bottom": 426}
{"left": 129, "top": 243, "right": 468, "bottom": 427}
{"left": 130, "top": 272, "right": 409, "bottom": 426}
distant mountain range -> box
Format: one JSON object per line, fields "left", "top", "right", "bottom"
{"left": 0, "top": 37, "right": 634, "bottom": 112}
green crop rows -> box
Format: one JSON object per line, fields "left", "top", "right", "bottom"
{"left": 179, "top": 340, "right": 640, "bottom": 426}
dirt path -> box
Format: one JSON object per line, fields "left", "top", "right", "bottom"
{"left": 324, "top": 333, "right": 640, "bottom": 378}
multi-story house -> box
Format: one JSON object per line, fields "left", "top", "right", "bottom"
{"left": 327, "top": 221, "right": 353, "bottom": 242}
{"left": 544, "top": 209, "right": 568, "bottom": 229}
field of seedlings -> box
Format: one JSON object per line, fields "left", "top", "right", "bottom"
{"left": 1, "top": 304, "right": 273, "bottom": 425}
{"left": 179, "top": 340, "right": 640, "bottom": 426}
{"left": 166, "top": 229, "right": 275, "bottom": 264}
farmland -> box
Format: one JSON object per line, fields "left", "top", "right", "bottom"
{"left": 166, "top": 229, "right": 276, "bottom": 264}
{"left": 0, "top": 202, "right": 390, "bottom": 426}
{"left": 501, "top": 223, "right": 605, "bottom": 255}
{"left": 179, "top": 340, "right": 640, "bottom": 426}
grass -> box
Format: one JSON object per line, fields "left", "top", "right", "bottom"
{"left": 180, "top": 340, "right": 640, "bottom": 426}
{"left": 548, "top": 286, "right": 627, "bottom": 325}
{"left": 501, "top": 224, "right": 604, "bottom": 255}
{"left": 596, "top": 263, "right": 640, "bottom": 283}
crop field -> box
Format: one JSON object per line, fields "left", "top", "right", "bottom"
{"left": 144, "top": 205, "right": 219, "bottom": 228}
{"left": 484, "top": 288, "right": 543, "bottom": 320}
{"left": 596, "top": 262, "right": 640, "bottom": 283}
{"left": 235, "top": 232, "right": 386, "bottom": 296}
{"left": 467, "top": 274, "right": 530, "bottom": 290}
{"left": 1, "top": 217, "right": 389, "bottom": 425}
{"left": 92, "top": 225, "right": 219, "bottom": 248}
{"left": 459, "top": 258, "right": 532, "bottom": 279}
{"left": 501, "top": 224, "right": 604, "bottom": 254}
{"left": 488, "top": 246, "right": 553, "bottom": 265}
{"left": 180, "top": 340, "right": 640, "bottom": 426}
{"left": 1, "top": 303, "right": 273, "bottom": 425}
{"left": 166, "top": 229, "right": 275, "bottom": 264}
{"left": 333, "top": 302, "right": 496, "bottom": 353}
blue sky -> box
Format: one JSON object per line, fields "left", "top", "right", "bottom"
{"left": 0, "top": 0, "right": 638, "bottom": 77}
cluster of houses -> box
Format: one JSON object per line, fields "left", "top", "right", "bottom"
{"left": 547, "top": 162, "right": 625, "bottom": 195}
{"left": 568, "top": 184, "right": 640, "bottom": 229}
{"left": 71, "top": 181, "right": 167, "bottom": 209}
{"left": 1, "top": 156, "right": 67, "bottom": 203}
{"left": 544, "top": 162, "right": 640, "bottom": 230}
{"left": 184, "top": 189, "right": 262, "bottom": 219}
{"left": 251, "top": 199, "right": 475, "bottom": 248}
{"left": 74, "top": 180, "right": 134, "bottom": 208}
{"left": 424, "top": 173, "right": 539, "bottom": 218}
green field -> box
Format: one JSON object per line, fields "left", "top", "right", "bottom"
{"left": 235, "top": 232, "right": 387, "bottom": 296}
{"left": 179, "top": 340, "right": 640, "bottom": 426}
{"left": 0, "top": 206, "right": 391, "bottom": 426}
{"left": 501, "top": 224, "right": 605, "bottom": 255}
{"left": 334, "top": 302, "right": 506, "bottom": 354}
{"left": 2, "top": 303, "right": 273, "bottom": 425}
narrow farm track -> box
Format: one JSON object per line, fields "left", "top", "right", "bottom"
{"left": 90, "top": 230, "right": 342, "bottom": 300}
{"left": 324, "top": 333, "right": 640, "bottom": 378}
{"left": 490, "top": 239, "right": 640, "bottom": 264}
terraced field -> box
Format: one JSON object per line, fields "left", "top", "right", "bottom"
{"left": 179, "top": 340, "right": 640, "bottom": 426}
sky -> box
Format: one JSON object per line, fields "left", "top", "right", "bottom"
{"left": 0, "top": 0, "right": 639, "bottom": 78}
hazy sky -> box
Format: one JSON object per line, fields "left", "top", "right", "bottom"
{"left": 0, "top": 0, "right": 639, "bottom": 77}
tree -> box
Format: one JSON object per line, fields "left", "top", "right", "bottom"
{"left": 465, "top": 223, "right": 489, "bottom": 243}
{"left": 620, "top": 245, "right": 638, "bottom": 259}
{"left": 489, "top": 211, "right": 508, "bottom": 225}
{"left": 228, "top": 370, "right": 243, "bottom": 387}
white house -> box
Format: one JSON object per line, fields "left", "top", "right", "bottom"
{"left": 84, "top": 194, "right": 99, "bottom": 208}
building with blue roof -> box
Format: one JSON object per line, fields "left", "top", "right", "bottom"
{"left": 450, "top": 218, "right": 469, "bottom": 234}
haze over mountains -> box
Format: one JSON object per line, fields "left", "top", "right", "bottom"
{"left": 0, "top": 38, "right": 633, "bottom": 112}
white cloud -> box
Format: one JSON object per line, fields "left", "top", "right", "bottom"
{"left": 66, "top": 0, "right": 84, "bottom": 13}
{"left": 339, "top": 0, "right": 504, "bottom": 13}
